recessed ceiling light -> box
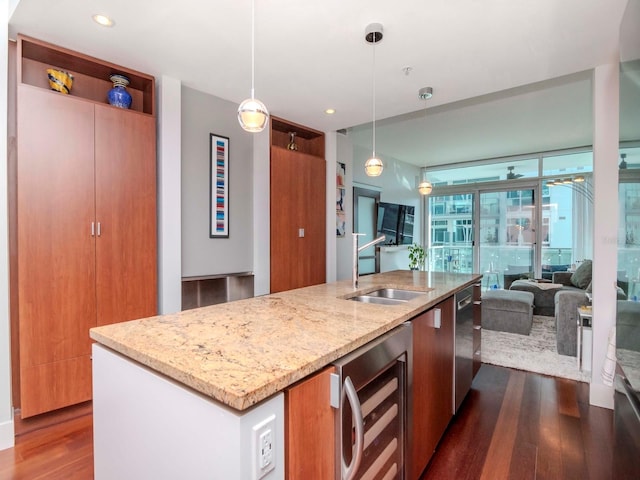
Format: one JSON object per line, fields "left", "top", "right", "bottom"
{"left": 92, "top": 14, "right": 115, "bottom": 27}
{"left": 325, "top": 108, "right": 336, "bottom": 115}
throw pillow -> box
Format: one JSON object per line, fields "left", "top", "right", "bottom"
{"left": 571, "top": 260, "right": 592, "bottom": 289}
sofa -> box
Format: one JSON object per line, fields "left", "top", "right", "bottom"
{"left": 553, "top": 261, "right": 627, "bottom": 356}
{"left": 617, "top": 300, "right": 640, "bottom": 351}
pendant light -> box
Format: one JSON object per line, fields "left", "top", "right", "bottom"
{"left": 237, "top": 0, "right": 269, "bottom": 132}
{"left": 418, "top": 180, "right": 433, "bottom": 195}
{"left": 364, "top": 23, "right": 383, "bottom": 177}
{"left": 417, "top": 87, "right": 433, "bottom": 195}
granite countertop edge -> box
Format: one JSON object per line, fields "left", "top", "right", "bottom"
{"left": 90, "top": 270, "right": 482, "bottom": 411}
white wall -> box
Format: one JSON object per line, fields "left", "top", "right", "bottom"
{"left": 157, "top": 75, "right": 182, "bottom": 315}
{"left": 351, "top": 143, "right": 422, "bottom": 274}
{"left": 252, "top": 128, "right": 270, "bottom": 296}
{"left": 0, "top": 0, "right": 14, "bottom": 450}
{"left": 336, "top": 133, "right": 354, "bottom": 281}
{"left": 181, "top": 87, "right": 253, "bottom": 277}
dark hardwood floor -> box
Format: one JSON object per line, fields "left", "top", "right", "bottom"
{"left": 421, "top": 364, "right": 615, "bottom": 480}
{"left": 0, "top": 364, "right": 616, "bottom": 480}
{"left": 0, "top": 413, "right": 93, "bottom": 480}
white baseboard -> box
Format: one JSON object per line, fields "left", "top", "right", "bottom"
{"left": 0, "top": 418, "right": 15, "bottom": 451}
{"left": 589, "top": 382, "right": 614, "bottom": 409}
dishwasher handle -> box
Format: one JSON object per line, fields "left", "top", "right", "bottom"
{"left": 457, "top": 294, "right": 472, "bottom": 310}
{"left": 342, "top": 376, "right": 364, "bottom": 480}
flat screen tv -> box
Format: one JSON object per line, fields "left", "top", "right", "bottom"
{"left": 377, "top": 202, "right": 415, "bottom": 245}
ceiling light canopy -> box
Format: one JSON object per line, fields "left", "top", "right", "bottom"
{"left": 418, "top": 87, "right": 433, "bottom": 100}
{"left": 238, "top": 0, "right": 269, "bottom": 133}
{"left": 365, "top": 23, "right": 383, "bottom": 177}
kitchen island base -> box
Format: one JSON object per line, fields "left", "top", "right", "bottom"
{"left": 92, "top": 344, "right": 285, "bottom": 480}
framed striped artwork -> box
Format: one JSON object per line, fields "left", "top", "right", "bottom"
{"left": 209, "top": 133, "right": 230, "bottom": 238}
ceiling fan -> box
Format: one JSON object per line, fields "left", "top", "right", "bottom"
{"left": 506, "top": 166, "right": 524, "bottom": 179}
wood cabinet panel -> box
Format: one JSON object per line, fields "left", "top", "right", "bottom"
{"left": 270, "top": 144, "right": 326, "bottom": 293}
{"left": 20, "top": 355, "right": 92, "bottom": 417}
{"left": 285, "top": 366, "right": 335, "bottom": 479}
{"left": 17, "top": 88, "right": 97, "bottom": 373}
{"left": 270, "top": 147, "right": 301, "bottom": 293}
{"left": 94, "top": 106, "right": 157, "bottom": 326}
{"left": 411, "top": 296, "right": 455, "bottom": 480}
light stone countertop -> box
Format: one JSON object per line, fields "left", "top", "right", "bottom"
{"left": 90, "top": 270, "right": 481, "bottom": 411}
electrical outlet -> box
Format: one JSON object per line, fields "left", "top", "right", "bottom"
{"left": 252, "top": 415, "right": 276, "bottom": 479}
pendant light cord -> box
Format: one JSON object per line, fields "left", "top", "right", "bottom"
{"left": 251, "top": 0, "right": 255, "bottom": 99}
{"left": 372, "top": 37, "right": 377, "bottom": 158}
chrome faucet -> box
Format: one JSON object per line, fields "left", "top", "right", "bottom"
{"left": 352, "top": 233, "right": 387, "bottom": 289}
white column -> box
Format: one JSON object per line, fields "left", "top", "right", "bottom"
{"left": 252, "top": 130, "right": 270, "bottom": 296}
{"left": 0, "top": 0, "right": 15, "bottom": 450}
{"left": 590, "top": 62, "right": 619, "bottom": 409}
{"left": 157, "top": 75, "right": 182, "bottom": 314}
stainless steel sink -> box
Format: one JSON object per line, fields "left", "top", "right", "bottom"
{"left": 349, "top": 295, "right": 408, "bottom": 305}
{"left": 347, "top": 288, "right": 430, "bottom": 305}
{"left": 366, "top": 288, "right": 428, "bottom": 301}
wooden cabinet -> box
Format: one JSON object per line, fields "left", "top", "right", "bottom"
{"left": 410, "top": 296, "right": 455, "bottom": 480}
{"left": 473, "top": 283, "right": 482, "bottom": 377}
{"left": 285, "top": 366, "right": 335, "bottom": 479}
{"left": 14, "top": 35, "right": 157, "bottom": 417}
{"left": 270, "top": 117, "right": 326, "bottom": 293}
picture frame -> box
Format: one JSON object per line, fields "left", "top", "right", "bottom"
{"left": 209, "top": 133, "right": 230, "bottom": 238}
{"left": 337, "top": 162, "right": 346, "bottom": 237}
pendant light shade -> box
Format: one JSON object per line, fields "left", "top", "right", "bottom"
{"left": 238, "top": 0, "right": 269, "bottom": 133}
{"left": 365, "top": 23, "right": 383, "bottom": 177}
{"left": 238, "top": 97, "right": 269, "bottom": 132}
{"left": 365, "top": 157, "right": 384, "bottom": 177}
{"left": 418, "top": 180, "right": 433, "bottom": 195}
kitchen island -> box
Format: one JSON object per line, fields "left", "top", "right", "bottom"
{"left": 90, "top": 270, "right": 481, "bottom": 479}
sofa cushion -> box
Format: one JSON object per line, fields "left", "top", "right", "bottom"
{"left": 570, "top": 260, "right": 592, "bottom": 289}
{"left": 584, "top": 280, "right": 626, "bottom": 300}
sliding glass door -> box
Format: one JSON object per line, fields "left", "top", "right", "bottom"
{"left": 428, "top": 187, "right": 537, "bottom": 289}
{"left": 428, "top": 194, "right": 474, "bottom": 274}
{"left": 479, "top": 189, "right": 536, "bottom": 289}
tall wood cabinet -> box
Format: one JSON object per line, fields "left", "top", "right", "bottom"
{"left": 13, "top": 35, "right": 157, "bottom": 418}
{"left": 270, "top": 117, "right": 326, "bottom": 293}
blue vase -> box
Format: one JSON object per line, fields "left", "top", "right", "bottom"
{"left": 108, "top": 74, "right": 132, "bottom": 109}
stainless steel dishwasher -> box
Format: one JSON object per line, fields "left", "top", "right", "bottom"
{"left": 454, "top": 286, "right": 474, "bottom": 413}
{"left": 331, "top": 323, "right": 413, "bottom": 480}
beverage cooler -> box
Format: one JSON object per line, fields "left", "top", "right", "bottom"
{"left": 331, "top": 323, "right": 412, "bottom": 480}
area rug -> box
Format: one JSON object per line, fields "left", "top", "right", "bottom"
{"left": 481, "top": 315, "right": 591, "bottom": 383}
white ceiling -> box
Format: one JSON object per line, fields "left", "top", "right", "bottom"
{"left": 8, "top": 0, "right": 635, "bottom": 167}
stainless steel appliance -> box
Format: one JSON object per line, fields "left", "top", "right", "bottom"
{"left": 614, "top": 300, "right": 640, "bottom": 477}
{"left": 331, "top": 323, "right": 412, "bottom": 480}
{"left": 454, "top": 286, "right": 474, "bottom": 413}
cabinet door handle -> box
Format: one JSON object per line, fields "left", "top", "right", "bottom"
{"left": 91, "top": 222, "right": 95, "bottom": 237}
{"left": 342, "top": 376, "right": 364, "bottom": 480}
{"left": 473, "top": 325, "right": 482, "bottom": 331}
{"left": 97, "top": 222, "right": 101, "bottom": 237}
{"left": 433, "top": 308, "right": 442, "bottom": 329}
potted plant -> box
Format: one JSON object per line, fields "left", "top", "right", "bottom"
{"left": 408, "top": 243, "right": 427, "bottom": 271}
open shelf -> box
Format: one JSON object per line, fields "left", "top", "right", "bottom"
{"left": 17, "top": 34, "right": 155, "bottom": 116}
{"left": 271, "top": 116, "right": 324, "bottom": 157}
